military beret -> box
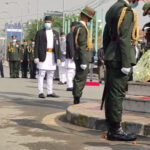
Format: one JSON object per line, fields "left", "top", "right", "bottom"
{"left": 143, "top": 2, "right": 150, "bottom": 16}
{"left": 44, "top": 16, "right": 53, "bottom": 21}
{"left": 81, "top": 6, "right": 95, "bottom": 19}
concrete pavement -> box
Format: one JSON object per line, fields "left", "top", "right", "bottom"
{"left": 66, "top": 102, "right": 150, "bottom": 136}
{"left": 0, "top": 67, "right": 150, "bottom": 150}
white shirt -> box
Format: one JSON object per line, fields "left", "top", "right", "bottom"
{"left": 46, "top": 29, "right": 54, "bottom": 49}
{"left": 80, "top": 21, "right": 87, "bottom": 27}
{"left": 37, "top": 29, "right": 56, "bottom": 70}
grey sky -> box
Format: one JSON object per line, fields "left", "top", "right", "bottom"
{"left": 0, "top": 0, "right": 149, "bottom": 29}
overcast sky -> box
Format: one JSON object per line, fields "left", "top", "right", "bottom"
{"left": 0, "top": 0, "right": 149, "bottom": 29}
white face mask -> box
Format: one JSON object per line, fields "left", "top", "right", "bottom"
{"left": 87, "top": 22, "right": 91, "bottom": 27}
{"left": 45, "top": 23, "right": 52, "bottom": 30}
{"left": 61, "top": 37, "right": 66, "bottom": 42}
{"left": 32, "top": 42, "right": 35, "bottom": 46}
{"left": 130, "top": 1, "right": 139, "bottom": 8}
{"left": 12, "top": 39, "right": 16, "bottom": 43}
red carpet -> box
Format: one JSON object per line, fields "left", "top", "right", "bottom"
{"left": 140, "top": 97, "right": 150, "bottom": 100}
{"left": 85, "top": 82, "right": 100, "bottom": 86}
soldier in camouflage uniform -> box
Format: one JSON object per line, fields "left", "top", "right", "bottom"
{"left": 28, "top": 39, "right": 36, "bottom": 79}
{"left": 20, "top": 40, "right": 29, "bottom": 78}
{"left": 143, "top": 1, "right": 150, "bottom": 16}
{"left": 102, "top": 0, "right": 139, "bottom": 141}
{"left": 7, "top": 36, "right": 20, "bottom": 78}
{"left": 73, "top": 7, "right": 95, "bottom": 104}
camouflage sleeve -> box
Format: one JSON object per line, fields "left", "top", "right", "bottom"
{"left": 7, "top": 45, "right": 9, "bottom": 60}
{"left": 76, "top": 27, "right": 89, "bottom": 64}
{"left": 119, "top": 9, "right": 133, "bottom": 68}
{"left": 103, "top": 24, "right": 111, "bottom": 53}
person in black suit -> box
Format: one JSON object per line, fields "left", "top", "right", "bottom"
{"left": 0, "top": 47, "right": 4, "bottom": 78}
{"left": 34, "top": 16, "right": 60, "bottom": 98}
{"left": 65, "top": 22, "right": 78, "bottom": 91}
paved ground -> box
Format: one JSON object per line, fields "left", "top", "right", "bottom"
{"left": 0, "top": 67, "right": 150, "bottom": 150}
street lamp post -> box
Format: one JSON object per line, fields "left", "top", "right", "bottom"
{"left": 37, "top": 0, "right": 39, "bottom": 31}
{"left": 63, "top": 0, "right": 65, "bottom": 32}
{"left": 0, "top": 11, "right": 9, "bottom": 60}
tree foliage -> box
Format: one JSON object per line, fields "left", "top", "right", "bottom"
{"left": 26, "top": 17, "right": 63, "bottom": 41}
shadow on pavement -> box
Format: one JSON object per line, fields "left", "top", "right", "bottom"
{"left": 0, "top": 91, "right": 34, "bottom": 97}
{"left": 11, "top": 98, "right": 70, "bottom": 110}
{"left": 11, "top": 119, "right": 64, "bottom": 134}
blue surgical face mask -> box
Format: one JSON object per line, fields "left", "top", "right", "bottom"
{"left": 87, "top": 22, "right": 91, "bottom": 27}
{"left": 12, "top": 39, "right": 16, "bottom": 43}
{"left": 130, "top": 1, "right": 139, "bottom": 8}
{"left": 61, "top": 37, "right": 66, "bottom": 42}
{"left": 45, "top": 23, "right": 52, "bottom": 30}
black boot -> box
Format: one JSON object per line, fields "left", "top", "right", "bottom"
{"left": 107, "top": 128, "right": 137, "bottom": 141}
{"left": 74, "top": 97, "right": 80, "bottom": 104}
{"left": 38, "top": 93, "right": 45, "bottom": 98}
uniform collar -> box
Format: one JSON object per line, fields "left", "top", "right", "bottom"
{"left": 123, "top": 0, "right": 130, "bottom": 6}
{"left": 80, "top": 21, "right": 87, "bottom": 27}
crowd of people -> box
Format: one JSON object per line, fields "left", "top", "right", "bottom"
{"left": 5, "top": 14, "right": 105, "bottom": 95}
{"left": 7, "top": 37, "right": 36, "bottom": 79}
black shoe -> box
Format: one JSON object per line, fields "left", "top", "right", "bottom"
{"left": 107, "top": 128, "right": 137, "bottom": 141}
{"left": 54, "top": 78, "right": 59, "bottom": 81}
{"left": 74, "top": 97, "right": 80, "bottom": 104}
{"left": 22, "top": 76, "right": 27, "bottom": 78}
{"left": 30, "top": 77, "right": 36, "bottom": 79}
{"left": 58, "top": 82, "right": 66, "bottom": 85}
{"left": 67, "top": 88, "right": 73, "bottom": 91}
{"left": 38, "top": 93, "right": 45, "bottom": 98}
{"left": 47, "top": 93, "right": 59, "bottom": 98}
{"left": 99, "top": 80, "right": 102, "bottom": 84}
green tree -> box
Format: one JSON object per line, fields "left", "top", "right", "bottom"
{"left": 26, "top": 17, "right": 63, "bottom": 41}
{"left": 26, "top": 19, "right": 44, "bottom": 41}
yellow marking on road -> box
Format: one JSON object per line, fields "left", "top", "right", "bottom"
{"left": 42, "top": 112, "right": 65, "bottom": 127}
{"left": 73, "top": 105, "right": 76, "bottom": 108}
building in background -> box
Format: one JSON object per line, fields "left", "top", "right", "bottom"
{"left": 5, "top": 23, "right": 23, "bottom": 42}
{"left": 44, "top": 11, "right": 63, "bottom": 18}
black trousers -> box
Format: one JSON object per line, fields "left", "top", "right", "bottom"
{"left": 9, "top": 61, "right": 19, "bottom": 78}
{"left": 73, "top": 60, "right": 89, "bottom": 98}
{"left": 103, "top": 62, "right": 128, "bottom": 129}
{"left": 21, "top": 61, "right": 28, "bottom": 78}
{"left": 29, "top": 61, "right": 36, "bottom": 78}
{"left": 0, "top": 60, "right": 4, "bottom": 77}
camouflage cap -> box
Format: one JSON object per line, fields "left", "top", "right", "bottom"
{"left": 81, "top": 6, "right": 95, "bottom": 19}
{"left": 143, "top": 2, "right": 150, "bottom": 16}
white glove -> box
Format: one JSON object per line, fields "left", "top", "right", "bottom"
{"left": 80, "top": 64, "right": 87, "bottom": 70}
{"left": 34, "top": 58, "right": 39, "bottom": 64}
{"left": 132, "top": 66, "right": 136, "bottom": 73}
{"left": 57, "top": 59, "right": 61, "bottom": 65}
{"left": 121, "top": 67, "right": 131, "bottom": 75}
{"left": 62, "top": 51, "right": 66, "bottom": 55}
